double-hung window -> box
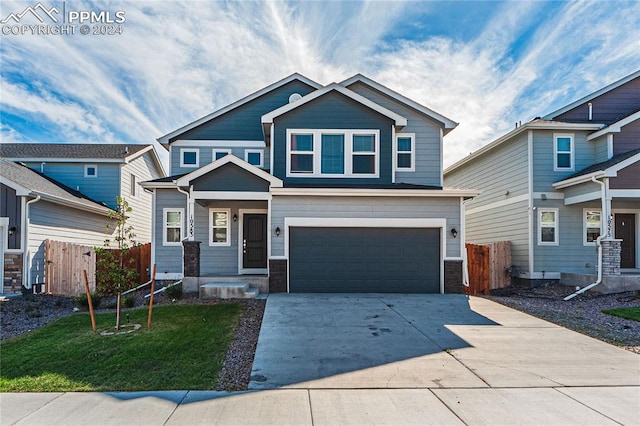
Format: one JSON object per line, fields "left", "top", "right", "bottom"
{"left": 554, "top": 134, "right": 574, "bottom": 171}
{"left": 287, "top": 129, "right": 379, "bottom": 177}
{"left": 163, "top": 208, "right": 184, "bottom": 246}
{"left": 396, "top": 133, "right": 415, "bottom": 171}
{"left": 210, "top": 209, "right": 230, "bottom": 246}
{"left": 538, "top": 208, "right": 559, "bottom": 245}
{"left": 290, "top": 133, "right": 314, "bottom": 173}
{"left": 584, "top": 210, "right": 602, "bottom": 245}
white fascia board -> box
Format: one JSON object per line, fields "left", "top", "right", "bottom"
{"left": 270, "top": 187, "right": 479, "bottom": 198}
{"left": 588, "top": 111, "right": 640, "bottom": 140}
{"left": 340, "top": 74, "right": 458, "bottom": 131}
{"left": 610, "top": 189, "right": 640, "bottom": 198}
{"left": 261, "top": 83, "right": 408, "bottom": 127}
{"left": 445, "top": 121, "right": 603, "bottom": 175}
{"left": 33, "top": 193, "right": 112, "bottom": 216}
{"left": 175, "top": 154, "right": 283, "bottom": 187}
{"left": 542, "top": 70, "right": 640, "bottom": 120}
{"left": 140, "top": 181, "right": 177, "bottom": 189}
{"left": 124, "top": 145, "right": 168, "bottom": 178}
{"left": 158, "top": 73, "right": 322, "bottom": 145}
{"left": 553, "top": 171, "right": 606, "bottom": 189}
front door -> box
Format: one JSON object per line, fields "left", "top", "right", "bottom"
{"left": 242, "top": 214, "right": 267, "bottom": 270}
{"left": 615, "top": 214, "right": 636, "bottom": 268}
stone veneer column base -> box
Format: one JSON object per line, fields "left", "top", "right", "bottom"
{"left": 182, "top": 241, "right": 201, "bottom": 277}
{"left": 3, "top": 253, "right": 24, "bottom": 294}
{"left": 600, "top": 239, "right": 622, "bottom": 277}
{"left": 444, "top": 259, "right": 463, "bottom": 294}
{"left": 269, "top": 259, "right": 287, "bottom": 293}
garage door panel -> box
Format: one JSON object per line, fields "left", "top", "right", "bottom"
{"left": 289, "top": 227, "right": 440, "bottom": 293}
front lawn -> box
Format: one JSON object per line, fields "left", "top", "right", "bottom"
{"left": 0, "top": 303, "right": 242, "bottom": 392}
{"left": 602, "top": 307, "right": 640, "bottom": 322}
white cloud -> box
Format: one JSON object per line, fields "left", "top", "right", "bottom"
{"left": 1, "top": 0, "right": 639, "bottom": 170}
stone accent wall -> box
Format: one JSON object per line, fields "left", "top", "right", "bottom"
{"left": 444, "top": 259, "right": 463, "bottom": 294}
{"left": 600, "top": 239, "right": 622, "bottom": 276}
{"left": 182, "top": 241, "right": 201, "bottom": 277}
{"left": 269, "top": 259, "right": 287, "bottom": 293}
{"left": 3, "top": 253, "right": 23, "bottom": 294}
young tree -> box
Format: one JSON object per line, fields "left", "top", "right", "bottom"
{"left": 96, "top": 196, "right": 139, "bottom": 329}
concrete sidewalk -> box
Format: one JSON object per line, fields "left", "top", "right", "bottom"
{"left": 2, "top": 295, "right": 639, "bottom": 425}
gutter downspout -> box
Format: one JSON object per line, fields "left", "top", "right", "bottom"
{"left": 23, "top": 195, "right": 41, "bottom": 292}
{"left": 175, "top": 185, "right": 190, "bottom": 279}
{"left": 564, "top": 176, "right": 606, "bottom": 301}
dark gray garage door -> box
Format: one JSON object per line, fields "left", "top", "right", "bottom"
{"left": 289, "top": 227, "right": 440, "bottom": 293}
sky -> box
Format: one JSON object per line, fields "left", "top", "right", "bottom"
{"left": 1, "top": 0, "right": 639, "bottom": 170}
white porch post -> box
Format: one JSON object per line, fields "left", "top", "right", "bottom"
{"left": 188, "top": 185, "right": 195, "bottom": 241}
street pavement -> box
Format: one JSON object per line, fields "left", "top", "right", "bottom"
{"left": 2, "top": 294, "right": 639, "bottom": 425}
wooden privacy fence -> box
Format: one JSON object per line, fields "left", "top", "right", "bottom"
{"left": 45, "top": 240, "right": 151, "bottom": 296}
{"left": 465, "top": 241, "right": 511, "bottom": 295}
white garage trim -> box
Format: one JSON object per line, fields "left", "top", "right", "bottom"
{"left": 283, "top": 217, "right": 446, "bottom": 293}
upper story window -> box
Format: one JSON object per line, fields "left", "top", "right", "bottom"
{"left": 213, "top": 149, "right": 231, "bottom": 161}
{"left": 395, "top": 133, "right": 415, "bottom": 171}
{"left": 245, "top": 149, "right": 264, "bottom": 167}
{"left": 287, "top": 129, "right": 379, "bottom": 178}
{"left": 163, "top": 208, "right": 184, "bottom": 246}
{"left": 584, "top": 210, "right": 602, "bottom": 245}
{"left": 538, "top": 208, "right": 559, "bottom": 245}
{"left": 554, "top": 134, "right": 574, "bottom": 171}
{"left": 180, "top": 148, "right": 199, "bottom": 168}
{"left": 84, "top": 164, "right": 98, "bottom": 178}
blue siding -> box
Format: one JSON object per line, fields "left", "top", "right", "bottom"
{"left": 173, "top": 80, "right": 317, "bottom": 142}
{"left": 192, "top": 163, "right": 270, "bottom": 192}
{"left": 272, "top": 91, "right": 394, "bottom": 185}
{"left": 23, "top": 162, "right": 120, "bottom": 209}
{"left": 170, "top": 144, "right": 267, "bottom": 176}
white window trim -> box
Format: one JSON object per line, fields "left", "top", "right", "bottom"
{"left": 538, "top": 208, "right": 559, "bottom": 246}
{"left": 583, "top": 209, "right": 602, "bottom": 246}
{"left": 209, "top": 208, "right": 231, "bottom": 247}
{"left": 180, "top": 148, "right": 199, "bottom": 168}
{"left": 286, "top": 129, "right": 380, "bottom": 178}
{"left": 130, "top": 173, "right": 137, "bottom": 197}
{"left": 554, "top": 133, "right": 574, "bottom": 171}
{"left": 245, "top": 149, "right": 264, "bottom": 168}
{"left": 213, "top": 148, "right": 232, "bottom": 161}
{"left": 163, "top": 208, "right": 184, "bottom": 246}
{"left": 395, "top": 133, "right": 415, "bottom": 172}
{"left": 84, "top": 164, "right": 98, "bottom": 178}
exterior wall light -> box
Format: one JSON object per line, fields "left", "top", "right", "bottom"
{"left": 450, "top": 228, "right": 458, "bottom": 239}
{"left": 275, "top": 227, "right": 281, "bottom": 237}
{"left": 8, "top": 226, "right": 17, "bottom": 236}
{"left": 233, "top": 214, "right": 238, "bottom": 222}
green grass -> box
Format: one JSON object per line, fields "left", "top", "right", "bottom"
{"left": 602, "top": 307, "right": 640, "bottom": 322}
{"left": 0, "top": 303, "right": 242, "bottom": 392}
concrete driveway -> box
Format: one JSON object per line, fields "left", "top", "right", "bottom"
{"left": 249, "top": 294, "right": 640, "bottom": 390}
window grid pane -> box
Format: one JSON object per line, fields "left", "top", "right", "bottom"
{"left": 397, "top": 137, "right": 412, "bottom": 152}
{"left": 353, "top": 155, "right": 375, "bottom": 174}
{"left": 183, "top": 151, "right": 197, "bottom": 165}
{"left": 397, "top": 153, "right": 412, "bottom": 169}
{"left": 353, "top": 135, "right": 375, "bottom": 152}
{"left": 321, "top": 134, "right": 345, "bottom": 174}
{"left": 211, "top": 211, "right": 229, "bottom": 244}
{"left": 247, "top": 152, "right": 261, "bottom": 166}
{"left": 291, "top": 134, "right": 313, "bottom": 151}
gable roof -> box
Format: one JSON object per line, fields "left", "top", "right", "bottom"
{"left": 175, "top": 154, "right": 283, "bottom": 188}
{"left": 542, "top": 70, "right": 640, "bottom": 120}
{"left": 261, "top": 83, "right": 408, "bottom": 138}
{"left": 157, "top": 73, "right": 322, "bottom": 145}
{"left": 587, "top": 110, "right": 640, "bottom": 140}
{"left": 553, "top": 148, "right": 640, "bottom": 189}
{"left": 444, "top": 119, "right": 602, "bottom": 175}
{"left": 340, "top": 74, "right": 458, "bottom": 134}
{"left": 0, "top": 159, "right": 112, "bottom": 216}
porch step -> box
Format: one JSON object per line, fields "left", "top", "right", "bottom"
{"left": 199, "top": 282, "right": 260, "bottom": 299}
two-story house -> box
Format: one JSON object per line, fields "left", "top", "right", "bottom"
{"left": 142, "top": 74, "right": 477, "bottom": 296}
{"left": 444, "top": 70, "right": 640, "bottom": 293}
{"left": 0, "top": 144, "right": 165, "bottom": 294}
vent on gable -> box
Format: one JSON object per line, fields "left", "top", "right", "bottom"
{"left": 289, "top": 93, "right": 302, "bottom": 103}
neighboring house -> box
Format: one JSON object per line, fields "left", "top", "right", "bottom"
{"left": 0, "top": 160, "right": 114, "bottom": 294}
{"left": 444, "top": 70, "right": 640, "bottom": 293}
{"left": 1, "top": 143, "right": 166, "bottom": 244}
{"left": 0, "top": 143, "right": 165, "bottom": 294}
{"left": 142, "top": 73, "right": 477, "bottom": 295}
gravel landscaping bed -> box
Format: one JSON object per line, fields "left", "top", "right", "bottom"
{"left": 485, "top": 283, "right": 640, "bottom": 354}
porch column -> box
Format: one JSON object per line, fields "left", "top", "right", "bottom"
{"left": 599, "top": 239, "right": 622, "bottom": 277}
{"left": 183, "top": 240, "right": 201, "bottom": 277}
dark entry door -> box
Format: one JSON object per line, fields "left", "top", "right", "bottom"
{"left": 615, "top": 214, "right": 636, "bottom": 268}
{"left": 243, "top": 214, "right": 267, "bottom": 269}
